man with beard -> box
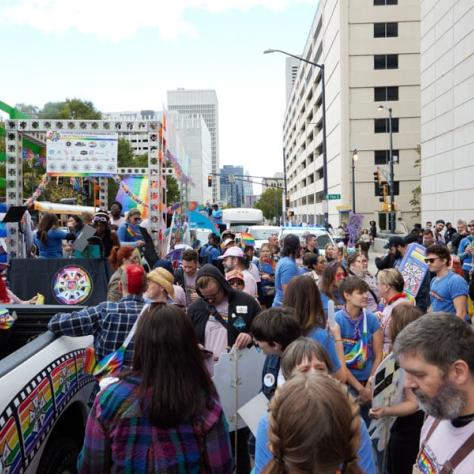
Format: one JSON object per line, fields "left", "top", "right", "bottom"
{"left": 394, "top": 314, "right": 474, "bottom": 473}
{"left": 375, "top": 236, "right": 406, "bottom": 270}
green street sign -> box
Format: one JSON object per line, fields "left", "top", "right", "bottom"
{"left": 326, "top": 194, "right": 341, "bottom": 200}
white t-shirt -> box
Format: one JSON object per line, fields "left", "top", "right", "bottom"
{"left": 242, "top": 269, "right": 258, "bottom": 298}
{"left": 248, "top": 262, "right": 261, "bottom": 283}
{"left": 415, "top": 416, "right": 474, "bottom": 473}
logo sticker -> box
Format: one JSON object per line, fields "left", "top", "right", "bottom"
{"left": 264, "top": 373, "right": 275, "bottom": 388}
{"left": 52, "top": 265, "right": 93, "bottom": 305}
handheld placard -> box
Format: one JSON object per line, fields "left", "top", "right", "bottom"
{"left": 327, "top": 299, "right": 336, "bottom": 326}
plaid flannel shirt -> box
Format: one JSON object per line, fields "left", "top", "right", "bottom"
{"left": 77, "top": 376, "right": 232, "bottom": 473}
{"left": 47, "top": 295, "right": 144, "bottom": 366}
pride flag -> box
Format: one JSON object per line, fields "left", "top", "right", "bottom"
{"left": 240, "top": 232, "right": 255, "bottom": 247}
{"left": 115, "top": 176, "right": 149, "bottom": 218}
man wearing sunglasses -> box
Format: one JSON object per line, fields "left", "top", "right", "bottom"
{"left": 426, "top": 244, "right": 468, "bottom": 320}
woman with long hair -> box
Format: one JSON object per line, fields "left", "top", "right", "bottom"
{"left": 284, "top": 276, "right": 346, "bottom": 382}
{"left": 257, "top": 243, "right": 276, "bottom": 308}
{"left": 107, "top": 246, "right": 141, "bottom": 301}
{"left": 78, "top": 304, "right": 232, "bottom": 472}
{"left": 319, "top": 261, "right": 347, "bottom": 313}
{"left": 272, "top": 234, "right": 300, "bottom": 307}
{"left": 347, "top": 252, "right": 379, "bottom": 313}
{"left": 33, "top": 212, "right": 75, "bottom": 258}
{"left": 117, "top": 208, "right": 146, "bottom": 248}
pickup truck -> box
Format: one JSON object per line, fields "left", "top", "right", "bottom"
{"left": 0, "top": 305, "right": 94, "bottom": 474}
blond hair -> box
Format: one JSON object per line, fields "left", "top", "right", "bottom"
{"left": 264, "top": 373, "right": 362, "bottom": 474}
{"left": 377, "top": 268, "right": 405, "bottom": 293}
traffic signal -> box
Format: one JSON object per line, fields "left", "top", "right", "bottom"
{"left": 208, "top": 175, "right": 213, "bottom": 187}
{"left": 373, "top": 170, "right": 381, "bottom": 185}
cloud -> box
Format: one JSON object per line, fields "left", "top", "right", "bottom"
{"left": 0, "top": 0, "right": 313, "bottom": 41}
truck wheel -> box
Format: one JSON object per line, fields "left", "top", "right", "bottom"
{"left": 37, "top": 437, "right": 81, "bottom": 474}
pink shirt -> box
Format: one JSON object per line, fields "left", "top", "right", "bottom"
{"left": 204, "top": 298, "right": 229, "bottom": 360}
{"left": 242, "top": 270, "right": 258, "bottom": 298}
{"left": 381, "top": 297, "right": 409, "bottom": 354}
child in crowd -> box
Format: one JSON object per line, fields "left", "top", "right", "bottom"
{"left": 335, "top": 276, "right": 383, "bottom": 425}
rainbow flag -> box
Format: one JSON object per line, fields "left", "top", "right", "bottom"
{"left": 0, "top": 308, "right": 16, "bottom": 330}
{"left": 115, "top": 176, "right": 149, "bottom": 218}
{"left": 240, "top": 232, "right": 255, "bottom": 247}
{"left": 93, "top": 345, "right": 125, "bottom": 381}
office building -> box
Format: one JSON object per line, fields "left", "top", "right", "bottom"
{"left": 167, "top": 89, "right": 220, "bottom": 202}
{"left": 286, "top": 57, "right": 300, "bottom": 104}
{"left": 420, "top": 0, "right": 474, "bottom": 223}
{"left": 262, "top": 172, "right": 285, "bottom": 192}
{"left": 283, "top": 0, "right": 421, "bottom": 230}
{"left": 176, "top": 115, "right": 213, "bottom": 205}
{"left": 220, "top": 165, "right": 244, "bottom": 207}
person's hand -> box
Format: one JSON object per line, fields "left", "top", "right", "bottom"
{"left": 234, "top": 332, "right": 252, "bottom": 349}
{"left": 357, "top": 386, "right": 372, "bottom": 404}
{"left": 369, "top": 407, "right": 386, "bottom": 419}
{"left": 136, "top": 240, "right": 145, "bottom": 247}
{"left": 27, "top": 295, "right": 39, "bottom": 304}
{"left": 465, "top": 246, "right": 473, "bottom": 254}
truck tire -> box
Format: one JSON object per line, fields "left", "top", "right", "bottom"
{"left": 37, "top": 437, "right": 80, "bottom": 474}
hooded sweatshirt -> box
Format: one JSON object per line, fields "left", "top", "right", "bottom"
{"left": 187, "top": 264, "right": 261, "bottom": 347}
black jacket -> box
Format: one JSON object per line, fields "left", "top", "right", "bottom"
{"left": 187, "top": 264, "right": 261, "bottom": 347}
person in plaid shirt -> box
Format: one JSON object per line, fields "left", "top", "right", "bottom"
{"left": 48, "top": 264, "right": 146, "bottom": 367}
{"left": 78, "top": 304, "right": 232, "bottom": 473}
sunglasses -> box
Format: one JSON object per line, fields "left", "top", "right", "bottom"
{"left": 424, "top": 257, "right": 440, "bottom": 264}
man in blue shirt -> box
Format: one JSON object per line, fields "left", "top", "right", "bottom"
{"left": 458, "top": 219, "right": 474, "bottom": 281}
{"left": 426, "top": 244, "right": 468, "bottom": 320}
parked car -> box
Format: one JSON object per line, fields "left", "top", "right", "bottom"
{"left": 278, "top": 226, "right": 334, "bottom": 251}
{"left": 246, "top": 225, "right": 280, "bottom": 252}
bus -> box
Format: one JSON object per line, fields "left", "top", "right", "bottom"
{"left": 222, "top": 208, "right": 264, "bottom": 232}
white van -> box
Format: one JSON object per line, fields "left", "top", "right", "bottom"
{"left": 222, "top": 208, "right": 264, "bottom": 232}
{"left": 246, "top": 225, "right": 280, "bottom": 251}
{"left": 278, "top": 226, "right": 334, "bottom": 250}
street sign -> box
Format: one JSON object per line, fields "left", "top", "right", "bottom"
{"left": 326, "top": 194, "right": 341, "bottom": 200}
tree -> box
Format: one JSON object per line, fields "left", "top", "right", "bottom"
{"left": 14, "top": 103, "right": 39, "bottom": 118}
{"left": 409, "top": 145, "right": 422, "bottom": 216}
{"left": 255, "top": 187, "right": 283, "bottom": 222}
{"left": 165, "top": 161, "right": 180, "bottom": 205}
{"left": 39, "top": 98, "right": 102, "bottom": 119}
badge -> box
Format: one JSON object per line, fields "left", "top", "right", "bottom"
{"left": 264, "top": 373, "right": 275, "bottom": 388}
{"left": 236, "top": 306, "right": 248, "bottom": 314}
{"left": 233, "top": 316, "right": 246, "bottom": 330}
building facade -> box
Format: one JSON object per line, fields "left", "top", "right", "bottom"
{"left": 283, "top": 0, "right": 421, "bottom": 231}
{"left": 262, "top": 172, "right": 285, "bottom": 192}
{"left": 420, "top": 0, "right": 474, "bottom": 223}
{"left": 167, "top": 89, "right": 220, "bottom": 203}
{"left": 220, "top": 165, "right": 244, "bottom": 207}
{"left": 176, "top": 115, "right": 213, "bottom": 205}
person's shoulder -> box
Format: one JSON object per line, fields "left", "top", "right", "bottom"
{"left": 96, "top": 377, "right": 141, "bottom": 420}
{"left": 196, "top": 397, "right": 225, "bottom": 434}
{"left": 448, "top": 271, "right": 468, "bottom": 287}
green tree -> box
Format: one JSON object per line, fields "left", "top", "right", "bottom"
{"left": 39, "top": 98, "right": 102, "bottom": 119}
{"left": 165, "top": 160, "right": 181, "bottom": 204}
{"left": 255, "top": 187, "right": 283, "bottom": 221}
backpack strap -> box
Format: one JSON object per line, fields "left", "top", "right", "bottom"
{"left": 418, "top": 418, "right": 441, "bottom": 458}
{"left": 440, "top": 433, "right": 474, "bottom": 473}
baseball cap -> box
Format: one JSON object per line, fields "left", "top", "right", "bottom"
{"left": 219, "top": 246, "right": 245, "bottom": 259}
{"left": 384, "top": 236, "right": 406, "bottom": 249}
{"left": 226, "top": 270, "right": 245, "bottom": 283}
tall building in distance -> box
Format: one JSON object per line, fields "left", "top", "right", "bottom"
{"left": 167, "top": 89, "right": 220, "bottom": 203}
{"left": 283, "top": 0, "right": 421, "bottom": 230}
{"left": 220, "top": 165, "right": 244, "bottom": 207}
{"left": 420, "top": 0, "right": 474, "bottom": 223}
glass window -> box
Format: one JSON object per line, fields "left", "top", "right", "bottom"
{"left": 387, "top": 55, "right": 398, "bottom": 69}
{"left": 374, "top": 22, "right": 398, "bottom": 37}
{"left": 374, "top": 150, "right": 399, "bottom": 165}
{"left": 375, "top": 181, "right": 399, "bottom": 196}
{"left": 374, "top": 55, "right": 398, "bottom": 69}
{"left": 374, "top": 86, "right": 399, "bottom": 101}
{"left": 374, "top": 118, "right": 399, "bottom": 133}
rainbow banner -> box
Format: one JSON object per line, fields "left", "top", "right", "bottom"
{"left": 0, "top": 416, "right": 22, "bottom": 473}
{"left": 115, "top": 176, "right": 149, "bottom": 218}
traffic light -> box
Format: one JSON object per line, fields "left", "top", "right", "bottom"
{"left": 208, "top": 175, "right": 213, "bottom": 187}
{"left": 373, "top": 170, "right": 381, "bottom": 185}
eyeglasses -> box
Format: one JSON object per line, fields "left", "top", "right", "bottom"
{"left": 424, "top": 257, "right": 440, "bottom": 264}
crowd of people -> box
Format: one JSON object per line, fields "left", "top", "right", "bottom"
{"left": 19, "top": 205, "right": 474, "bottom": 473}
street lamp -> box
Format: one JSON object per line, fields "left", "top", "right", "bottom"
{"left": 352, "top": 149, "right": 358, "bottom": 213}
{"left": 377, "top": 104, "right": 395, "bottom": 233}
{"left": 264, "top": 48, "right": 328, "bottom": 229}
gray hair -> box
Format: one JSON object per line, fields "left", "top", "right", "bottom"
{"left": 393, "top": 313, "right": 474, "bottom": 374}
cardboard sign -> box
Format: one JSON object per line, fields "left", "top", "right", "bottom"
{"left": 398, "top": 243, "right": 428, "bottom": 298}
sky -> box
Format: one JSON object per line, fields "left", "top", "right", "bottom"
{"left": 1, "top": 0, "right": 316, "bottom": 185}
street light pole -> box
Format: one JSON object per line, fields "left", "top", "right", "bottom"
{"left": 352, "top": 149, "right": 358, "bottom": 213}
{"left": 378, "top": 105, "right": 395, "bottom": 233}
{"left": 264, "top": 48, "right": 328, "bottom": 229}
{"left": 282, "top": 149, "right": 288, "bottom": 225}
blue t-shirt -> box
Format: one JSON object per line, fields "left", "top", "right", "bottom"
{"left": 272, "top": 257, "right": 299, "bottom": 307}
{"left": 430, "top": 271, "right": 468, "bottom": 315}
{"left": 320, "top": 291, "right": 345, "bottom": 314}
{"left": 254, "top": 412, "right": 376, "bottom": 474}
{"left": 205, "top": 246, "right": 221, "bottom": 265}
{"left": 117, "top": 223, "right": 143, "bottom": 247}
{"left": 212, "top": 209, "right": 223, "bottom": 224}
{"left": 335, "top": 309, "right": 380, "bottom": 382}
{"left": 34, "top": 229, "right": 68, "bottom": 258}
{"left": 307, "top": 327, "right": 341, "bottom": 373}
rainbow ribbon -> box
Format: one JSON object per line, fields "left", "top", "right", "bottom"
{"left": 344, "top": 311, "right": 369, "bottom": 371}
